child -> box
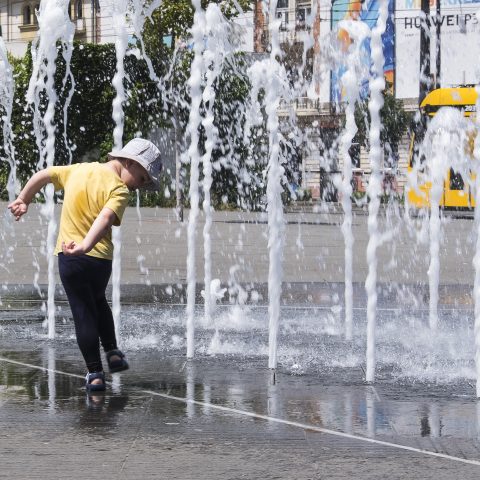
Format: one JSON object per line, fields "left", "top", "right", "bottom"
{"left": 8, "top": 138, "right": 162, "bottom": 392}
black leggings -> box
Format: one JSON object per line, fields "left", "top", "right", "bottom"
{"left": 58, "top": 253, "right": 117, "bottom": 373}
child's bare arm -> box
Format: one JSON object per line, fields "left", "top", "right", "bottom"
{"left": 61, "top": 207, "right": 118, "bottom": 256}
{"left": 8, "top": 170, "right": 52, "bottom": 221}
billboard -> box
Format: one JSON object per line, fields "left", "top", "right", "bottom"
{"left": 395, "top": 0, "right": 480, "bottom": 99}
{"left": 331, "top": 0, "right": 395, "bottom": 102}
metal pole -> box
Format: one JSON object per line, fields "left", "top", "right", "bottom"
{"left": 435, "top": 0, "right": 441, "bottom": 88}
{"left": 419, "top": 0, "right": 431, "bottom": 103}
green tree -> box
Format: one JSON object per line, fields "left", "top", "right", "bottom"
{"left": 141, "top": 0, "right": 266, "bottom": 210}
{"left": 354, "top": 86, "right": 412, "bottom": 167}
{"left": 143, "top": 0, "right": 251, "bottom": 51}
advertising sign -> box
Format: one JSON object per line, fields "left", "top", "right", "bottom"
{"left": 331, "top": 0, "right": 395, "bottom": 102}
{"left": 395, "top": 0, "right": 480, "bottom": 99}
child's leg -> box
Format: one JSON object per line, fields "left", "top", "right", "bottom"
{"left": 58, "top": 254, "right": 110, "bottom": 372}
{"left": 82, "top": 257, "right": 119, "bottom": 354}
{"left": 96, "top": 297, "right": 117, "bottom": 352}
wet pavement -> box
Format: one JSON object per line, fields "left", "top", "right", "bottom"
{"left": 1, "top": 304, "right": 480, "bottom": 479}
{"left": 1, "top": 348, "right": 480, "bottom": 479}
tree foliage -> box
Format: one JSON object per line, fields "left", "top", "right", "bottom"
{"left": 140, "top": 0, "right": 270, "bottom": 210}
{"left": 0, "top": 41, "right": 169, "bottom": 203}
{"left": 143, "top": 0, "right": 251, "bottom": 48}
{"left": 354, "top": 86, "right": 412, "bottom": 166}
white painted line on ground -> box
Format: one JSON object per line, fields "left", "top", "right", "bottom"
{"left": 1, "top": 355, "right": 479, "bottom": 467}
{"left": 0, "top": 356, "right": 85, "bottom": 379}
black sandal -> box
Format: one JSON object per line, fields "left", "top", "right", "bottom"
{"left": 106, "top": 349, "right": 129, "bottom": 373}
{"left": 85, "top": 371, "right": 106, "bottom": 392}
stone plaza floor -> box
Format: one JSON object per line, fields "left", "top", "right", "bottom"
{"left": 0, "top": 336, "right": 479, "bottom": 479}
{"left": 1, "top": 300, "right": 480, "bottom": 479}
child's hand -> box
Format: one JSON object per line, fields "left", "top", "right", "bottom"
{"left": 62, "top": 240, "right": 87, "bottom": 256}
{"left": 8, "top": 197, "right": 28, "bottom": 221}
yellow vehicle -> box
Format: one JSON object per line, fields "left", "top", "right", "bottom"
{"left": 407, "top": 86, "right": 477, "bottom": 208}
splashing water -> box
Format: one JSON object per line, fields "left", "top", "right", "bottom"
{"left": 242, "top": 11, "right": 289, "bottom": 369}
{"left": 110, "top": 0, "right": 130, "bottom": 342}
{"left": 334, "top": 19, "right": 370, "bottom": 341}
{"left": 265, "top": 0, "right": 287, "bottom": 370}
{"left": 185, "top": 0, "right": 207, "bottom": 359}
{"left": 365, "top": 0, "right": 388, "bottom": 383}
{"left": 0, "top": 37, "right": 17, "bottom": 201}
{"left": 0, "top": 38, "right": 18, "bottom": 292}
{"left": 27, "top": 0, "right": 75, "bottom": 339}
{"left": 420, "top": 108, "right": 471, "bottom": 331}
{"left": 129, "top": 0, "right": 164, "bottom": 84}
{"left": 202, "top": 5, "right": 235, "bottom": 325}
{"left": 2, "top": 0, "right": 480, "bottom": 400}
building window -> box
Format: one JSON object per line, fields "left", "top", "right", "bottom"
{"left": 68, "top": 1, "right": 76, "bottom": 19}
{"left": 68, "top": 1, "right": 83, "bottom": 21}
{"left": 33, "top": 4, "right": 39, "bottom": 25}
{"left": 76, "top": 0, "right": 83, "bottom": 19}
{"left": 277, "top": 10, "right": 289, "bottom": 30}
{"left": 276, "top": 0, "right": 289, "bottom": 31}
{"left": 23, "top": 5, "right": 31, "bottom": 25}
{"left": 296, "top": 1, "right": 311, "bottom": 30}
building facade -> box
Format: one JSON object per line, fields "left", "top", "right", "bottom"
{"left": 253, "top": 0, "right": 480, "bottom": 199}
{"left": 0, "top": 1, "right": 121, "bottom": 58}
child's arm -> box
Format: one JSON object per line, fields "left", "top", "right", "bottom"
{"left": 61, "top": 207, "right": 118, "bottom": 256}
{"left": 8, "top": 170, "right": 52, "bottom": 221}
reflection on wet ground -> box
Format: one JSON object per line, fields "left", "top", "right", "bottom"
{"left": 1, "top": 304, "right": 480, "bottom": 478}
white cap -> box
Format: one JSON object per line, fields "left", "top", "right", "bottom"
{"left": 108, "top": 138, "right": 162, "bottom": 190}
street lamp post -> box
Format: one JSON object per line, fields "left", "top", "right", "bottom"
{"left": 435, "top": 0, "right": 441, "bottom": 88}
{"left": 419, "top": 0, "right": 431, "bottom": 103}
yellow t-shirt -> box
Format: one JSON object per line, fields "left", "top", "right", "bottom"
{"left": 48, "top": 162, "right": 129, "bottom": 260}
